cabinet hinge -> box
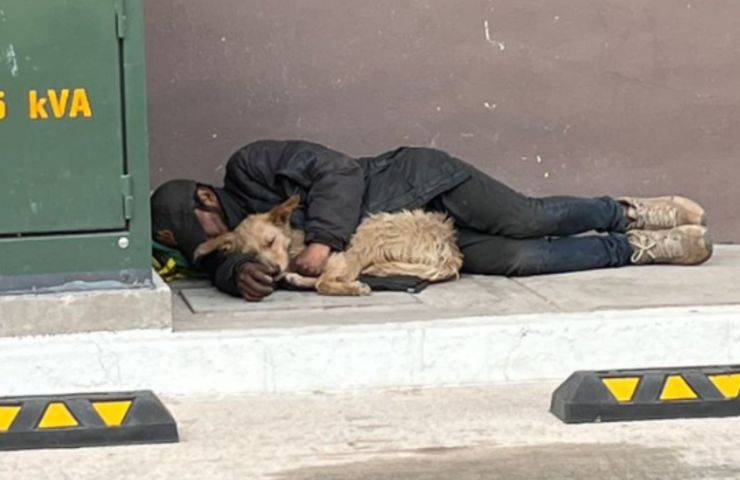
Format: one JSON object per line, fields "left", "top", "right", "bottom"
{"left": 121, "top": 174, "right": 134, "bottom": 220}
{"left": 115, "top": 0, "right": 128, "bottom": 39}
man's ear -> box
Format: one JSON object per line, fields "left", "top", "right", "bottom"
{"left": 193, "top": 232, "right": 237, "bottom": 260}
{"left": 196, "top": 185, "right": 220, "bottom": 209}
{"left": 155, "top": 229, "right": 178, "bottom": 247}
{"left": 268, "top": 195, "right": 300, "bottom": 226}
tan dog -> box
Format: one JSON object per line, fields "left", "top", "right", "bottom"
{"left": 194, "top": 196, "right": 463, "bottom": 296}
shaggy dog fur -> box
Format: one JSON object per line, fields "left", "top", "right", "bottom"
{"left": 194, "top": 196, "right": 464, "bottom": 296}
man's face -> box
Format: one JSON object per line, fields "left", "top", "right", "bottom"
{"left": 194, "top": 186, "right": 229, "bottom": 238}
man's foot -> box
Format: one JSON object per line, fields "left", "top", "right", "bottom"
{"left": 619, "top": 196, "right": 706, "bottom": 230}
{"left": 627, "top": 225, "right": 713, "bottom": 265}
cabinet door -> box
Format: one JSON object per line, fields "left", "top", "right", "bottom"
{"left": 0, "top": 0, "right": 127, "bottom": 235}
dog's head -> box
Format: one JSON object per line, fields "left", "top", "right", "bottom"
{"left": 194, "top": 195, "right": 300, "bottom": 275}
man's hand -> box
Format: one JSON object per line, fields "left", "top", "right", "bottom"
{"left": 292, "top": 243, "right": 331, "bottom": 277}
{"left": 236, "top": 262, "right": 278, "bottom": 302}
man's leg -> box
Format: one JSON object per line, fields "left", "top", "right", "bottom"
{"left": 457, "top": 229, "right": 633, "bottom": 276}
{"left": 430, "top": 164, "right": 628, "bottom": 238}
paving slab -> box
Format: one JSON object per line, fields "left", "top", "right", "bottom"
{"left": 174, "top": 276, "right": 556, "bottom": 331}
{"left": 416, "top": 276, "right": 557, "bottom": 313}
{"left": 515, "top": 245, "right": 740, "bottom": 312}
{"left": 182, "top": 287, "right": 421, "bottom": 313}
{"left": 172, "top": 292, "right": 440, "bottom": 330}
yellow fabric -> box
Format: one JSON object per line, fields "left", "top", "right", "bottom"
{"left": 153, "top": 257, "right": 188, "bottom": 283}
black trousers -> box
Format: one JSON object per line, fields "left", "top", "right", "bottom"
{"left": 427, "top": 165, "right": 634, "bottom": 276}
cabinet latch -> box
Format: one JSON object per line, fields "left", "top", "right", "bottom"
{"left": 121, "top": 174, "right": 134, "bottom": 220}
{"left": 115, "top": 0, "right": 128, "bottom": 39}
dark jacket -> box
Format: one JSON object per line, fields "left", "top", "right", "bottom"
{"left": 202, "top": 140, "right": 471, "bottom": 296}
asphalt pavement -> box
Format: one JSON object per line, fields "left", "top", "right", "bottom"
{"left": 4, "top": 383, "right": 739, "bottom": 479}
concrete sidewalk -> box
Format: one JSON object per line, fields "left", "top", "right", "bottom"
{"left": 3, "top": 384, "right": 740, "bottom": 480}
{"left": 1, "top": 246, "right": 738, "bottom": 396}
{"left": 173, "top": 245, "right": 740, "bottom": 331}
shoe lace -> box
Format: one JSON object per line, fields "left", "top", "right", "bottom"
{"left": 629, "top": 235, "right": 657, "bottom": 263}
{"left": 635, "top": 204, "right": 677, "bottom": 229}
{"left": 629, "top": 232, "right": 682, "bottom": 263}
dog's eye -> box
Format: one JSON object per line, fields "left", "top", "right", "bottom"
{"left": 267, "top": 236, "right": 277, "bottom": 247}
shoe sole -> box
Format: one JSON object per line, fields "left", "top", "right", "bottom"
{"left": 700, "top": 228, "right": 714, "bottom": 264}
{"left": 676, "top": 225, "right": 713, "bottom": 265}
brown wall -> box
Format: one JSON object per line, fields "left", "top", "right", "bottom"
{"left": 146, "top": 0, "right": 740, "bottom": 241}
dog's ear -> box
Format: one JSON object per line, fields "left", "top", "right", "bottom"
{"left": 268, "top": 195, "right": 300, "bottom": 226}
{"left": 193, "top": 232, "right": 237, "bottom": 261}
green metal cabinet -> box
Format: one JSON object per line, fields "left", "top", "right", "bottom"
{"left": 0, "top": 0, "right": 151, "bottom": 292}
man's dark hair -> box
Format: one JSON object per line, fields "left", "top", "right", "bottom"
{"left": 150, "top": 179, "right": 209, "bottom": 263}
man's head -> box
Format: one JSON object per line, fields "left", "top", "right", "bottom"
{"left": 151, "top": 180, "right": 229, "bottom": 263}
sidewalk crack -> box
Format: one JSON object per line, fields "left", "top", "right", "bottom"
{"left": 509, "top": 279, "right": 564, "bottom": 312}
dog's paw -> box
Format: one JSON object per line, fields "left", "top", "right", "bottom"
{"left": 284, "top": 272, "right": 318, "bottom": 288}
{"left": 356, "top": 282, "right": 372, "bottom": 296}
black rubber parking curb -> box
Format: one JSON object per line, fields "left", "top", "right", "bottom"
{"left": 0, "top": 390, "right": 178, "bottom": 451}
{"left": 551, "top": 365, "right": 740, "bottom": 424}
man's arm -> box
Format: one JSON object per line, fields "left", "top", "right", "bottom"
{"left": 298, "top": 154, "right": 365, "bottom": 251}
{"left": 198, "top": 252, "right": 276, "bottom": 301}
{"left": 226, "top": 141, "right": 366, "bottom": 252}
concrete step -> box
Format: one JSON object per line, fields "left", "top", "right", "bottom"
{"left": 2, "top": 247, "right": 739, "bottom": 396}
{"left": 2, "top": 303, "right": 739, "bottom": 396}
{"left": 0, "top": 270, "right": 171, "bottom": 338}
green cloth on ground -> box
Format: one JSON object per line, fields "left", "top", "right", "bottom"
{"left": 152, "top": 240, "right": 208, "bottom": 282}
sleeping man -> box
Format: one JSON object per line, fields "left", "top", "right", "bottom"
{"left": 151, "top": 140, "right": 712, "bottom": 301}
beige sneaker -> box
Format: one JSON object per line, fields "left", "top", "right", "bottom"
{"left": 619, "top": 196, "right": 706, "bottom": 230}
{"left": 627, "top": 225, "right": 713, "bottom": 265}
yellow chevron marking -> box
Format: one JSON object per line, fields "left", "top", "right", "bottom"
{"left": 660, "top": 375, "right": 697, "bottom": 401}
{"left": 0, "top": 406, "right": 21, "bottom": 432}
{"left": 708, "top": 373, "right": 740, "bottom": 399}
{"left": 602, "top": 377, "right": 640, "bottom": 402}
{"left": 92, "top": 400, "right": 132, "bottom": 427}
{"left": 38, "top": 402, "right": 78, "bottom": 429}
